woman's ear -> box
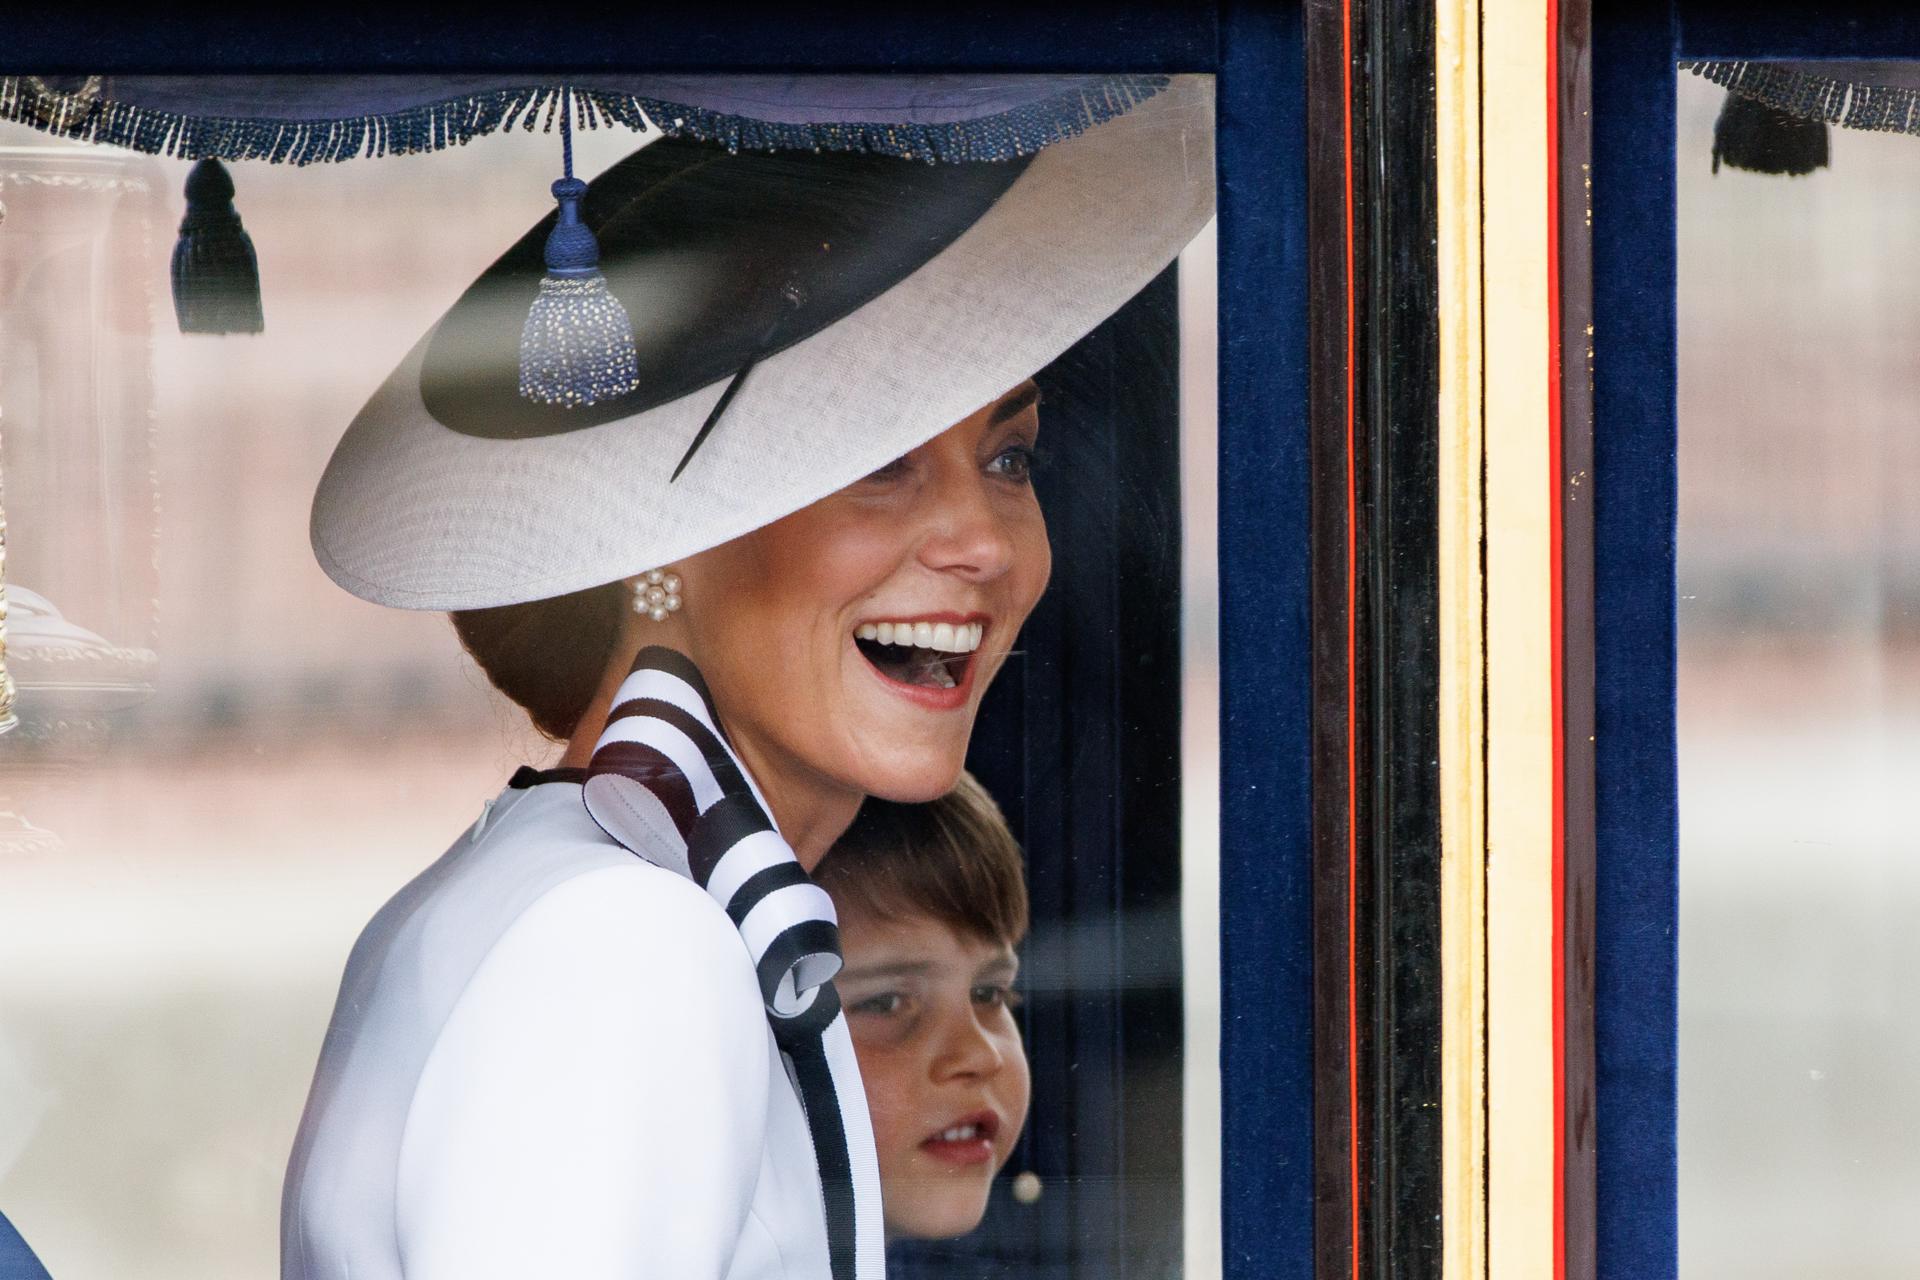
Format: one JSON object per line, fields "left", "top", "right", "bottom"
{"left": 557, "top": 574, "right": 690, "bottom": 767}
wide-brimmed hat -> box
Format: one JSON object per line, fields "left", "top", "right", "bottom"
{"left": 310, "top": 75, "right": 1214, "bottom": 611}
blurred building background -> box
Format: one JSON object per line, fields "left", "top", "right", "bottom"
{"left": 0, "top": 100, "right": 1223, "bottom": 1279}
{"left": 1679, "top": 69, "right": 1920, "bottom": 1277}
{"left": 0, "top": 115, "right": 636, "bottom": 1279}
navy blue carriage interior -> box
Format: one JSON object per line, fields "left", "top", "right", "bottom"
{"left": 890, "top": 266, "right": 1184, "bottom": 1280}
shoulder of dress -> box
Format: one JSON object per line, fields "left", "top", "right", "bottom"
{"left": 497, "top": 860, "right": 755, "bottom": 982}
{"left": 416, "top": 861, "right": 770, "bottom": 1088}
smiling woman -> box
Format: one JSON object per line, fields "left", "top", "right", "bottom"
{"left": 454, "top": 377, "right": 1052, "bottom": 862}
{"left": 280, "top": 76, "right": 1213, "bottom": 1280}
{"left": 554, "top": 381, "right": 1052, "bottom": 841}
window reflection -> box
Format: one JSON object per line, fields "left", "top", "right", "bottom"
{"left": 0, "top": 92, "right": 1219, "bottom": 1278}
{"left": 1680, "top": 66, "right": 1920, "bottom": 1278}
{"left": 0, "top": 119, "right": 631, "bottom": 1279}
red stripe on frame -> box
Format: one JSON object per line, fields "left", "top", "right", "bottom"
{"left": 1545, "top": 2, "right": 1568, "bottom": 1277}
{"left": 1341, "top": 1, "right": 1362, "bottom": 1277}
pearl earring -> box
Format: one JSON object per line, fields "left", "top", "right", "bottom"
{"left": 634, "top": 568, "right": 683, "bottom": 623}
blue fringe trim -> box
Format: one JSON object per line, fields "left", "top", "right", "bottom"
{"left": 0, "top": 75, "right": 1169, "bottom": 166}
{"left": 1686, "top": 61, "right": 1920, "bottom": 138}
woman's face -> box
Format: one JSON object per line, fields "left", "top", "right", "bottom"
{"left": 673, "top": 382, "right": 1051, "bottom": 808}
{"left": 836, "top": 910, "right": 1030, "bottom": 1241}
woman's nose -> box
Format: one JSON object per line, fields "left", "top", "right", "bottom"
{"left": 916, "top": 467, "right": 1017, "bottom": 581}
{"left": 931, "top": 1010, "right": 1007, "bottom": 1082}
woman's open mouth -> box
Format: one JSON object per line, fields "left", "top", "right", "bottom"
{"left": 853, "top": 617, "right": 985, "bottom": 696}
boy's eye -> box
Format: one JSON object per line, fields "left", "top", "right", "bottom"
{"left": 972, "top": 984, "right": 1022, "bottom": 1010}
{"left": 849, "top": 992, "right": 904, "bottom": 1016}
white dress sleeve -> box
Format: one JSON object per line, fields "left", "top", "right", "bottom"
{"left": 394, "top": 862, "right": 771, "bottom": 1278}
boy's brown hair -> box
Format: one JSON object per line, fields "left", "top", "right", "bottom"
{"left": 815, "top": 770, "right": 1028, "bottom": 946}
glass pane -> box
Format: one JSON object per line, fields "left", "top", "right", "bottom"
{"left": 0, "top": 76, "right": 1219, "bottom": 1279}
{"left": 1680, "top": 63, "right": 1920, "bottom": 1278}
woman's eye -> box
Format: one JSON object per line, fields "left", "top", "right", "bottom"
{"left": 860, "top": 455, "right": 911, "bottom": 484}
{"left": 987, "top": 444, "right": 1039, "bottom": 483}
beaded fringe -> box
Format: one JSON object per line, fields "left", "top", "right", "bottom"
{"left": 0, "top": 75, "right": 1170, "bottom": 166}
{"left": 1686, "top": 60, "right": 1920, "bottom": 139}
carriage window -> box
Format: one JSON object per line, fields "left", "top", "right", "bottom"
{"left": 1679, "top": 62, "right": 1920, "bottom": 1277}
{"left": 0, "top": 78, "right": 1219, "bottom": 1278}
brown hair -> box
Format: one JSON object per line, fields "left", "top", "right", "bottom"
{"left": 450, "top": 582, "right": 626, "bottom": 741}
{"left": 814, "top": 771, "right": 1028, "bottom": 947}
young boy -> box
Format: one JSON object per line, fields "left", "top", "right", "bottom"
{"left": 814, "top": 771, "right": 1032, "bottom": 1242}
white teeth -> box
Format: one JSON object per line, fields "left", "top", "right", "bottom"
{"left": 856, "top": 620, "right": 987, "bottom": 653}
{"left": 936, "top": 1125, "right": 979, "bottom": 1142}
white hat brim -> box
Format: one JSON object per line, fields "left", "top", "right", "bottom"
{"left": 311, "top": 75, "right": 1215, "bottom": 610}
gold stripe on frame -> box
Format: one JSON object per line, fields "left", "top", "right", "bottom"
{"left": 1434, "top": 0, "right": 1489, "bottom": 1276}
{"left": 1483, "top": 0, "right": 1560, "bottom": 1275}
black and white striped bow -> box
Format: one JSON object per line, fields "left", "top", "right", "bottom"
{"left": 582, "top": 646, "right": 884, "bottom": 1280}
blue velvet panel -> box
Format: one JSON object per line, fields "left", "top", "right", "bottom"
{"left": 1679, "top": 6, "right": 1920, "bottom": 59}
{"left": 1592, "top": 5, "right": 1681, "bottom": 1278}
{"left": 1216, "top": 5, "right": 1315, "bottom": 1279}
{"left": 0, "top": 6, "right": 1217, "bottom": 72}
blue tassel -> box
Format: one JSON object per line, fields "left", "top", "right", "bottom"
{"left": 518, "top": 97, "right": 639, "bottom": 408}
{"left": 171, "top": 158, "right": 264, "bottom": 334}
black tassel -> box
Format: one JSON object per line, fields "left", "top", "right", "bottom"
{"left": 171, "top": 158, "right": 264, "bottom": 334}
{"left": 1712, "top": 93, "right": 1830, "bottom": 177}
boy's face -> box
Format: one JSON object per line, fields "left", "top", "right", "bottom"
{"left": 836, "top": 909, "right": 1031, "bottom": 1241}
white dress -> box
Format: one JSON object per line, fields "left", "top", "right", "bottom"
{"left": 281, "top": 778, "right": 834, "bottom": 1279}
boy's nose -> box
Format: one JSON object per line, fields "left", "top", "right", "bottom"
{"left": 931, "top": 1013, "right": 1006, "bottom": 1081}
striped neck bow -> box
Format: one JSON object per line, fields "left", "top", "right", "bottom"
{"left": 582, "top": 646, "right": 885, "bottom": 1280}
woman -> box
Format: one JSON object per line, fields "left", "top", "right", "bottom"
{"left": 283, "top": 75, "right": 1212, "bottom": 1280}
